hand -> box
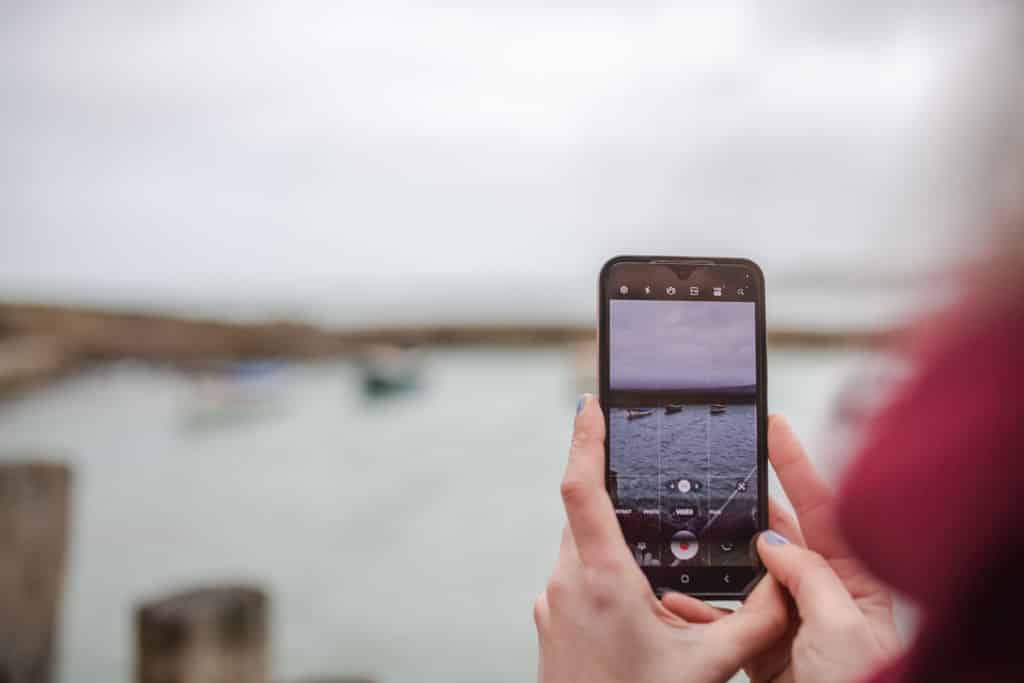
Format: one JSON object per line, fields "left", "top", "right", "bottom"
{"left": 667, "top": 415, "right": 903, "bottom": 683}
{"left": 534, "top": 395, "right": 788, "bottom": 683}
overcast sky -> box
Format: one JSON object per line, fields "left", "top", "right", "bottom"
{"left": 1, "top": 1, "right": 1017, "bottom": 325}
{"left": 610, "top": 300, "right": 755, "bottom": 390}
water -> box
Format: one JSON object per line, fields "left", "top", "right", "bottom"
{"left": 611, "top": 404, "right": 757, "bottom": 483}
{"left": 0, "top": 347, "right": 872, "bottom": 682}
{"left": 610, "top": 404, "right": 758, "bottom": 567}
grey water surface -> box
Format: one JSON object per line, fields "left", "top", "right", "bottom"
{"left": 0, "top": 347, "right": 865, "bottom": 682}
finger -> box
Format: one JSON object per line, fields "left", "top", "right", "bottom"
{"left": 767, "top": 415, "right": 845, "bottom": 558}
{"left": 660, "top": 592, "right": 731, "bottom": 624}
{"left": 661, "top": 501, "right": 801, "bottom": 626}
{"left": 768, "top": 417, "right": 887, "bottom": 599}
{"left": 703, "top": 573, "right": 789, "bottom": 670}
{"left": 554, "top": 525, "right": 581, "bottom": 577}
{"left": 545, "top": 527, "right": 581, "bottom": 614}
{"left": 768, "top": 495, "right": 805, "bottom": 546}
{"left": 756, "top": 530, "right": 861, "bottom": 625}
{"left": 743, "top": 571, "right": 787, "bottom": 614}
{"left": 560, "top": 394, "right": 630, "bottom": 567}
{"left": 736, "top": 574, "right": 797, "bottom": 682}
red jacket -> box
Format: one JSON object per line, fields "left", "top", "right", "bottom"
{"left": 838, "top": 301, "right": 1024, "bottom": 682}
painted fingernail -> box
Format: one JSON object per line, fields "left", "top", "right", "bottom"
{"left": 763, "top": 530, "right": 789, "bottom": 546}
{"left": 576, "top": 394, "right": 588, "bottom": 415}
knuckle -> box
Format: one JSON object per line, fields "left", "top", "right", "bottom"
{"left": 764, "top": 602, "right": 790, "bottom": 635}
{"left": 570, "top": 426, "right": 600, "bottom": 452}
{"left": 582, "top": 567, "right": 622, "bottom": 613}
{"left": 545, "top": 573, "right": 573, "bottom": 607}
{"left": 532, "top": 593, "right": 549, "bottom": 630}
{"left": 559, "top": 477, "right": 590, "bottom": 508}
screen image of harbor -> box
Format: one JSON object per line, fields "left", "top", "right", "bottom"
{"left": 608, "top": 299, "right": 758, "bottom": 568}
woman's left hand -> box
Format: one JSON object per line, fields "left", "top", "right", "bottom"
{"left": 534, "top": 395, "right": 788, "bottom": 683}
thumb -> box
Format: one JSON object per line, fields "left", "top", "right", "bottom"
{"left": 701, "top": 574, "right": 789, "bottom": 670}
{"left": 756, "top": 530, "right": 860, "bottom": 625}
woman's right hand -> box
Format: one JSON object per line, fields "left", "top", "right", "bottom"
{"left": 665, "top": 415, "right": 904, "bottom": 683}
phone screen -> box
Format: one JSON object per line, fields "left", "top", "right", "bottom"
{"left": 600, "top": 258, "right": 766, "bottom": 597}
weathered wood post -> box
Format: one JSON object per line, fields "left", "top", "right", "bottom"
{"left": 136, "top": 585, "right": 269, "bottom": 683}
{"left": 0, "top": 461, "right": 72, "bottom": 683}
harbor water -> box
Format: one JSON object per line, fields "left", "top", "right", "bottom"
{"left": 0, "top": 346, "right": 872, "bottom": 682}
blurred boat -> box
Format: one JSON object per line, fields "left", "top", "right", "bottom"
{"left": 665, "top": 404, "right": 683, "bottom": 414}
{"left": 627, "top": 409, "right": 654, "bottom": 420}
{"left": 710, "top": 404, "right": 726, "bottom": 415}
{"left": 360, "top": 345, "right": 422, "bottom": 398}
{"left": 181, "top": 361, "right": 285, "bottom": 431}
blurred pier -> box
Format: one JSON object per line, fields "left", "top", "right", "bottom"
{"left": 0, "top": 462, "right": 71, "bottom": 683}
{"left": 0, "top": 337, "right": 80, "bottom": 396}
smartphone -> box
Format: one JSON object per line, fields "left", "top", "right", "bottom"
{"left": 599, "top": 256, "right": 767, "bottom": 599}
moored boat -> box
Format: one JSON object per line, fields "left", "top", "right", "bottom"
{"left": 360, "top": 344, "right": 422, "bottom": 398}
{"left": 180, "top": 361, "right": 286, "bottom": 431}
{"left": 665, "top": 404, "right": 683, "bottom": 414}
{"left": 627, "top": 408, "right": 654, "bottom": 420}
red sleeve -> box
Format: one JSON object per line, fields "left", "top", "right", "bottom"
{"left": 837, "top": 304, "right": 1024, "bottom": 682}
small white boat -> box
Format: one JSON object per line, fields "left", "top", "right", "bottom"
{"left": 627, "top": 409, "right": 654, "bottom": 420}
{"left": 181, "top": 361, "right": 285, "bottom": 431}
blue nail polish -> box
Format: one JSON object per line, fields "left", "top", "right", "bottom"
{"left": 576, "top": 395, "right": 587, "bottom": 415}
{"left": 764, "top": 530, "right": 788, "bottom": 546}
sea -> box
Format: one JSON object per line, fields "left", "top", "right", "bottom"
{"left": 610, "top": 403, "right": 757, "bottom": 485}
{"left": 610, "top": 403, "right": 759, "bottom": 567}
{"left": 0, "top": 346, "right": 883, "bottom": 683}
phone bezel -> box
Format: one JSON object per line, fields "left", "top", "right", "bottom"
{"left": 597, "top": 255, "right": 769, "bottom": 600}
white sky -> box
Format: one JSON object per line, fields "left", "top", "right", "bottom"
{"left": 610, "top": 300, "right": 755, "bottom": 390}
{"left": 1, "top": 1, "right": 1015, "bottom": 325}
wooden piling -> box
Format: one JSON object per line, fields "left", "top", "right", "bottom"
{"left": 136, "top": 585, "right": 269, "bottom": 683}
{"left": 0, "top": 461, "right": 72, "bottom": 683}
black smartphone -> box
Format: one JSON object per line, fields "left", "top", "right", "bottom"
{"left": 599, "top": 256, "right": 767, "bottom": 599}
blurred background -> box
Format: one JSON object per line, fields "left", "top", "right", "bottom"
{"left": 1, "top": 1, "right": 1021, "bottom": 682}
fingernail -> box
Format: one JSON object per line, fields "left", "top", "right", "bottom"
{"left": 576, "top": 394, "right": 588, "bottom": 415}
{"left": 763, "top": 530, "right": 788, "bottom": 546}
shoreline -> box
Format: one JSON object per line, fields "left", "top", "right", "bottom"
{"left": 0, "top": 301, "right": 898, "bottom": 398}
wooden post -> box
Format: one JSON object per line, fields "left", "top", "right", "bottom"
{"left": 0, "top": 461, "right": 72, "bottom": 683}
{"left": 136, "top": 586, "right": 269, "bottom": 683}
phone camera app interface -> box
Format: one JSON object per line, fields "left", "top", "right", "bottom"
{"left": 607, "top": 268, "right": 759, "bottom": 575}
